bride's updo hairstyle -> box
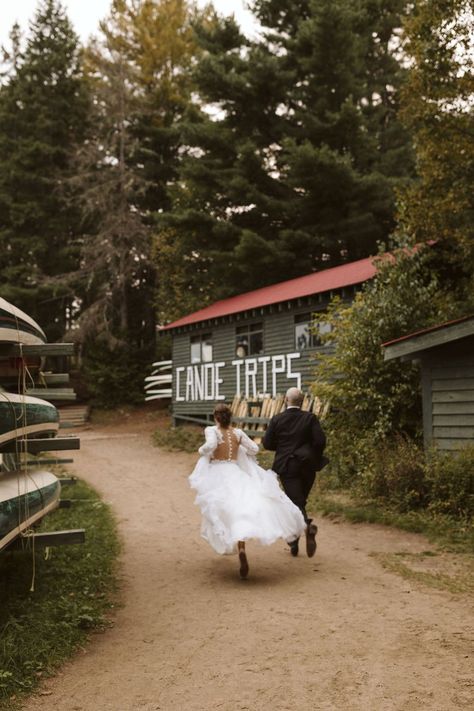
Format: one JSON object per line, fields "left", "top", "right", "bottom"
{"left": 213, "top": 403, "right": 232, "bottom": 429}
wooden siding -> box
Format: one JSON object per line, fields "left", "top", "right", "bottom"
{"left": 170, "top": 300, "right": 334, "bottom": 417}
{"left": 422, "top": 339, "right": 474, "bottom": 450}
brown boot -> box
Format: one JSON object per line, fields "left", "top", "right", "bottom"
{"left": 238, "top": 542, "right": 249, "bottom": 579}
{"left": 305, "top": 521, "right": 318, "bottom": 558}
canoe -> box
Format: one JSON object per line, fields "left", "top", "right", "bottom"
{"left": 0, "top": 297, "right": 46, "bottom": 346}
{"left": 0, "top": 469, "right": 60, "bottom": 550}
{"left": 0, "top": 392, "right": 59, "bottom": 448}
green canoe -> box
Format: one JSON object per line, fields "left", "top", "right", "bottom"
{"left": 0, "top": 391, "right": 59, "bottom": 449}
{"left": 0, "top": 469, "right": 60, "bottom": 550}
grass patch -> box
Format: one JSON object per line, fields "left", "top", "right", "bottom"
{"left": 311, "top": 489, "right": 474, "bottom": 554}
{"left": 152, "top": 424, "right": 204, "bottom": 453}
{"left": 369, "top": 551, "right": 474, "bottom": 595}
{"left": 0, "top": 478, "right": 120, "bottom": 709}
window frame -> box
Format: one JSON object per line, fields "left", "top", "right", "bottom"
{"left": 294, "top": 312, "right": 332, "bottom": 350}
{"left": 190, "top": 332, "right": 213, "bottom": 364}
{"left": 235, "top": 322, "right": 264, "bottom": 357}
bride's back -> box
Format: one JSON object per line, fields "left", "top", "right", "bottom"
{"left": 213, "top": 427, "right": 240, "bottom": 461}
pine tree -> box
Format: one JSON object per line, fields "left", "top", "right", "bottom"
{"left": 157, "top": 0, "right": 414, "bottom": 313}
{"left": 0, "top": 1, "right": 89, "bottom": 339}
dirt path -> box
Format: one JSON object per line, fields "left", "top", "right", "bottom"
{"left": 21, "top": 419, "right": 473, "bottom": 711}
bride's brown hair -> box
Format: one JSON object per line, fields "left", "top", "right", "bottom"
{"left": 213, "top": 403, "right": 232, "bottom": 428}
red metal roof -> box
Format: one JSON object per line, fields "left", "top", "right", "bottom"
{"left": 382, "top": 314, "right": 474, "bottom": 347}
{"left": 161, "top": 256, "right": 377, "bottom": 331}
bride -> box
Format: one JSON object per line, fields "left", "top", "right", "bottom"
{"left": 189, "top": 403, "right": 306, "bottom": 579}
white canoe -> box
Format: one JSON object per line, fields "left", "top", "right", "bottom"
{"left": 0, "top": 297, "right": 46, "bottom": 346}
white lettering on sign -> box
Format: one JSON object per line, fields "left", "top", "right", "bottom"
{"left": 175, "top": 367, "right": 185, "bottom": 402}
{"left": 174, "top": 353, "right": 302, "bottom": 402}
{"left": 232, "top": 359, "right": 244, "bottom": 395}
{"left": 271, "top": 355, "right": 286, "bottom": 396}
{"left": 215, "top": 362, "right": 225, "bottom": 400}
{"left": 245, "top": 358, "right": 258, "bottom": 398}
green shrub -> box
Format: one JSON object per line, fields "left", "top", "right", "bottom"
{"left": 357, "top": 436, "right": 428, "bottom": 512}
{"left": 152, "top": 424, "right": 204, "bottom": 453}
{"left": 426, "top": 445, "right": 474, "bottom": 518}
{"left": 320, "top": 436, "right": 474, "bottom": 520}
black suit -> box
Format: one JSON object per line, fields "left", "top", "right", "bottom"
{"left": 263, "top": 407, "right": 326, "bottom": 523}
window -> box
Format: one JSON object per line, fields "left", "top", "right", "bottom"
{"left": 235, "top": 322, "right": 263, "bottom": 357}
{"left": 190, "top": 333, "right": 213, "bottom": 363}
{"left": 295, "top": 313, "right": 332, "bottom": 350}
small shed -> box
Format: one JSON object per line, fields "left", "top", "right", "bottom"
{"left": 383, "top": 315, "right": 474, "bottom": 451}
{"left": 161, "top": 256, "right": 377, "bottom": 424}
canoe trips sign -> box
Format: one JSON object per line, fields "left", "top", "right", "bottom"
{"left": 175, "top": 353, "right": 302, "bottom": 402}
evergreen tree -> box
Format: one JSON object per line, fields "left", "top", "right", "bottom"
{"left": 0, "top": 1, "right": 89, "bottom": 339}
{"left": 157, "top": 0, "right": 414, "bottom": 314}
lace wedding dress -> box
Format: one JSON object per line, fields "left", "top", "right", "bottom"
{"left": 189, "top": 425, "right": 306, "bottom": 555}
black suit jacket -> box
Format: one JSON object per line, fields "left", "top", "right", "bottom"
{"left": 262, "top": 407, "right": 327, "bottom": 476}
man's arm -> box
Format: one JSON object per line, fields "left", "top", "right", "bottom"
{"left": 310, "top": 414, "right": 326, "bottom": 450}
{"left": 262, "top": 417, "right": 277, "bottom": 451}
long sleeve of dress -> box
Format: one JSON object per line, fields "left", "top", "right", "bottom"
{"left": 237, "top": 429, "right": 259, "bottom": 456}
{"left": 198, "top": 426, "right": 218, "bottom": 457}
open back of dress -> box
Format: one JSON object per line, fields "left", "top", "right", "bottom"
{"left": 212, "top": 428, "right": 240, "bottom": 461}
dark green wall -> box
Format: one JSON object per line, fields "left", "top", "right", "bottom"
{"left": 421, "top": 336, "right": 474, "bottom": 450}
{"left": 168, "top": 291, "right": 346, "bottom": 417}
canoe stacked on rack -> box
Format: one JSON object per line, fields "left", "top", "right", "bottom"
{"left": 144, "top": 359, "right": 172, "bottom": 401}
{"left": 0, "top": 297, "right": 80, "bottom": 552}
{"left": 0, "top": 469, "right": 60, "bottom": 550}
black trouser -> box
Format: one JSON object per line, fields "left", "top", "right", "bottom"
{"left": 279, "top": 457, "right": 316, "bottom": 526}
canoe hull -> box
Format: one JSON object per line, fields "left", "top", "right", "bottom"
{"left": 0, "top": 297, "right": 46, "bottom": 346}
{"left": 0, "top": 470, "right": 60, "bottom": 550}
{"left": 0, "top": 393, "right": 59, "bottom": 448}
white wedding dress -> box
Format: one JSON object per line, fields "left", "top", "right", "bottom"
{"left": 189, "top": 425, "right": 306, "bottom": 555}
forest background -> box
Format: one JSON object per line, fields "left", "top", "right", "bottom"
{"left": 0, "top": 0, "right": 472, "bottom": 412}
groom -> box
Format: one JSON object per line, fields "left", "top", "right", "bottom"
{"left": 263, "top": 387, "right": 327, "bottom": 557}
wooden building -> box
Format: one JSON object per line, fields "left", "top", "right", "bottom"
{"left": 161, "top": 256, "right": 376, "bottom": 424}
{"left": 383, "top": 315, "right": 474, "bottom": 451}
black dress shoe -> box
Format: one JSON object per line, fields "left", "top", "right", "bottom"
{"left": 289, "top": 538, "right": 299, "bottom": 557}
{"left": 305, "top": 522, "right": 318, "bottom": 558}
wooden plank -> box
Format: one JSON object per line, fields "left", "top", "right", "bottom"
{"left": 432, "top": 378, "right": 474, "bottom": 391}
{"left": 421, "top": 366, "right": 433, "bottom": 447}
{"left": 436, "top": 439, "right": 472, "bottom": 451}
{"left": 23, "top": 529, "right": 85, "bottom": 547}
{"left": 433, "top": 415, "right": 474, "bottom": 427}
{"left": 27, "top": 458, "right": 74, "bottom": 466}
{"left": 25, "top": 388, "right": 76, "bottom": 401}
{"left": 431, "top": 366, "right": 474, "bottom": 379}
{"left": 41, "top": 373, "right": 70, "bottom": 385}
{"left": 432, "top": 390, "right": 474, "bottom": 403}
{"left": 433, "top": 402, "right": 474, "bottom": 415}
{"left": 2, "top": 437, "right": 80, "bottom": 453}
{"left": 433, "top": 426, "right": 474, "bottom": 438}
{"left": 0, "top": 343, "right": 75, "bottom": 357}
{"left": 173, "top": 414, "right": 210, "bottom": 426}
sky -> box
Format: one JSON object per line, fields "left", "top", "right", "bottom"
{"left": 0, "top": 0, "right": 258, "bottom": 50}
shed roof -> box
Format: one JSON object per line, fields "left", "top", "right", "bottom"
{"left": 383, "top": 314, "right": 474, "bottom": 361}
{"left": 161, "top": 255, "right": 377, "bottom": 331}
